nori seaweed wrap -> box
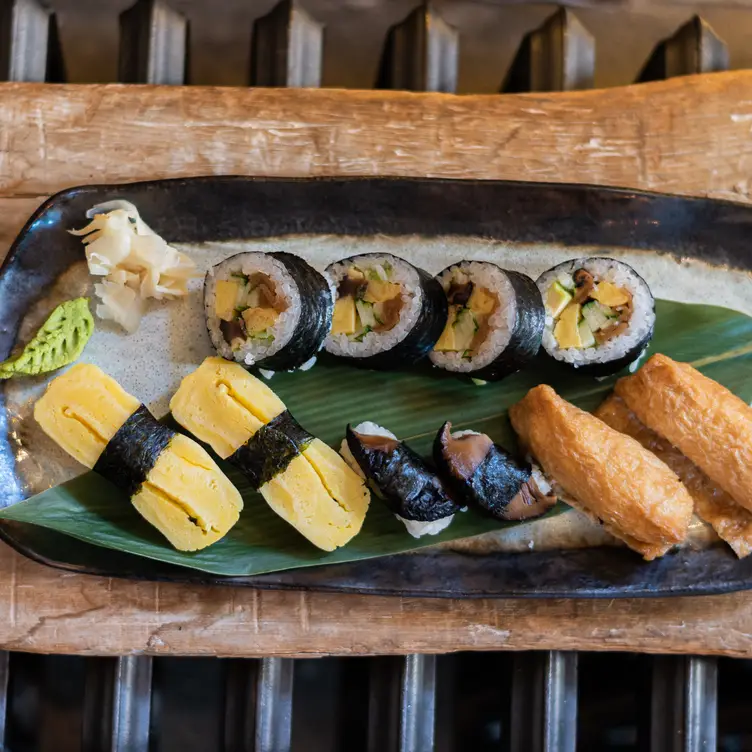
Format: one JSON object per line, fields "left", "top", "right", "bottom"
{"left": 430, "top": 261, "right": 545, "bottom": 382}
{"left": 93, "top": 404, "right": 175, "bottom": 497}
{"left": 205, "top": 251, "right": 333, "bottom": 373}
{"left": 229, "top": 410, "right": 314, "bottom": 489}
{"left": 325, "top": 253, "right": 447, "bottom": 369}
{"left": 433, "top": 422, "right": 556, "bottom": 521}
{"left": 344, "top": 421, "right": 460, "bottom": 537}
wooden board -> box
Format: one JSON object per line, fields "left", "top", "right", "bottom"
{"left": 2, "top": 73, "right": 752, "bottom": 657}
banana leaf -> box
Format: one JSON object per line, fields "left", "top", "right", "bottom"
{"left": 1, "top": 300, "right": 751, "bottom": 577}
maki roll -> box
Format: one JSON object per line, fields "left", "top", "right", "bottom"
{"left": 325, "top": 253, "right": 447, "bottom": 369}
{"left": 537, "top": 258, "right": 655, "bottom": 376}
{"left": 33, "top": 364, "right": 243, "bottom": 551}
{"left": 433, "top": 422, "right": 556, "bottom": 521}
{"left": 170, "top": 357, "right": 370, "bottom": 552}
{"left": 205, "top": 251, "right": 333, "bottom": 373}
{"left": 509, "top": 384, "right": 693, "bottom": 559}
{"left": 343, "top": 421, "right": 459, "bottom": 538}
{"left": 430, "top": 262, "right": 545, "bottom": 382}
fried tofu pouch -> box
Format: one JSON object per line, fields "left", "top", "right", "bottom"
{"left": 615, "top": 354, "right": 752, "bottom": 512}
{"left": 596, "top": 395, "right": 752, "bottom": 558}
{"left": 509, "top": 384, "right": 693, "bottom": 559}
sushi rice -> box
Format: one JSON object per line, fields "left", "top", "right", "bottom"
{"left": 339, "top": 421, "right": 455, "bottom": 538}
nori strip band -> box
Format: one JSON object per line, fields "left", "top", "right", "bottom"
{"left": 328, "top": 254, "right": 448, "bottom": 370}
{"left": 93, "top": 404, "right": 175, "bottom": 498}
{"left": 229, "top": 410, "right": 314, "bottom": 489}
{"left": 255, "top": 252, "right": 333, "bottom": 372}
{"left": 469, "top": 451, "right": 533, "bottom": 518}
{"left": 346, "top": 425, "right": 459, "bottom": 521}
{"left": 433, "top": 422, "right": 531, "bottom": 520}
{"left": 470, "top": 269, "right": 545, "bottom": 382}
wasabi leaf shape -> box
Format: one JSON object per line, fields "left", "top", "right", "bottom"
{"left": 0, "top": 298, "right": 95, "bottom": 379}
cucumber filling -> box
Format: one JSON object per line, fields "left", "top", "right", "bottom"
{"left": 433, "top": 271, "right": 499, "bottom": 360}
{"left": 545, "top": 269, "right": 633, "bottom": 350}
{"left": 330, "top": 263, "right": 404, "bottom": 340}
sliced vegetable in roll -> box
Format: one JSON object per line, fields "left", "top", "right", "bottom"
{"left": 325, "top": 254, "right": 447, "bottom": 369}
{"left": 537, "top": 258, "right": 655, "bottom": 376}
{"left": 596, "top": 394, "right": 752, "bottom": 559}
{"left": 433, "top": 422, "right": 556, "bottom": 521}
{"left": 430, "top": 262, "right": 545, "bottom": 381}
{"left": 205, "top": 252, "right": 333, "bottom": 373}
{"left": 614, "top": 354, "right": 752, "bottom": 513}
{"left": 169, "top": 357, "right": 369, "bottom": 552}
{"left": 33, "top": 364, "right": 242, "bottom": 551}
{"left": 509, "top": 384, "right": 693, "bottom": 559}
{"left": 342, "top": 421, "right": 459, "bottom": 538}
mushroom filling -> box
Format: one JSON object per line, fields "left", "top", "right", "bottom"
{"left": 504, "top": 478, "right": 559, "bottom": 520}
{"left": 440, "top": 427, "right": 557, "bottom": 520}
{"left": 545, "top": 268, "right": 634, "bottom": 350}
{"left": 353, "top": 431, "right": 400, "bottom": 454}
{"left": 330, "top": 262, "right": 404, "bottom": 342}
{"left": 214, "top": 272, "right": 289, "bottom": 351}
{"left": 441, "top": 429, "right": 494, "bottom": 480}
{"left": 434, "top": 270, "right": 500, "bottom": 359}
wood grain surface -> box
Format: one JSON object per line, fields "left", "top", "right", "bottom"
{"left": 2, "top": 73, "right": 752, "bottom": 657}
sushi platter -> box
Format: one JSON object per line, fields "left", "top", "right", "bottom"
{"left": 1, "top": 175, "right": 751, "bottom": 598}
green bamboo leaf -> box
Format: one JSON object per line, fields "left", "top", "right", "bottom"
{"left": 1, "top": 300, "right": 750, "bottom": 576}
{"left": 0, "top": 298, "right": 94, "bottom": 379}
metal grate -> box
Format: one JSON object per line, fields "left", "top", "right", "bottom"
{"left": 250, "top": 0, "right": 323, "bottom": 88}
{"left": 376, "top": 3, "right": 458, "bottom": 93}
{"left": 0, "top": 1, "right": 747, "bottom": 89}
{"left": 501, "top": 8, "right": 595, "bottom": 93}
{"left": 118, "top": 0, "right": 189, "bottom": 85}
{"left": 0, "top": 650, "right": 745, "bottom": 750}
{"left": 637, "top": 14, "right": 729, "bottom": 83}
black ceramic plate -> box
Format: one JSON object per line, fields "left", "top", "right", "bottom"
{"left": 2, "top": 176, "right": 752, "bottom": 599}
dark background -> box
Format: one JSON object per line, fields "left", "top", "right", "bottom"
{"left": 6, "top": 651, "right": 752, "bottom": 750}
{"left": 33, "top": 0, "right": 752, "bottom": 89}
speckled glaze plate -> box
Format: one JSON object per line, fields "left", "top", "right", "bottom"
{"left": 2, "top": 176, "right": 752, "bottom": 598}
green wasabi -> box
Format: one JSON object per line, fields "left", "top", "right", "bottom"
{"left": 0, "top": 298, "right": 94, "bottom": 379}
